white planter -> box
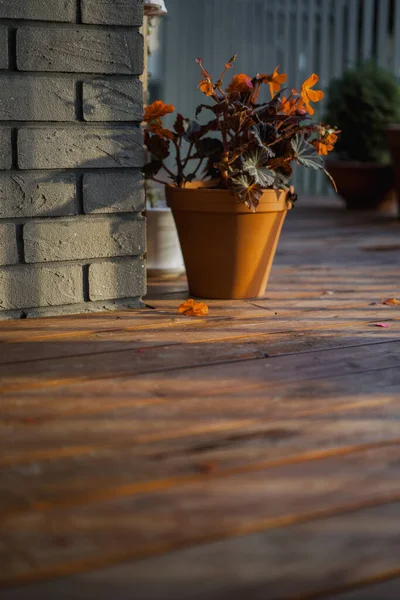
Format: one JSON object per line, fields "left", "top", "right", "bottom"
{"left": 146, "top": 207, "right": 185, "bottom": 277}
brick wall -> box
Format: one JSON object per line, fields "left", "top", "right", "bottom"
{"left": 0, "top": 0, "right": 146, "bottom": 319}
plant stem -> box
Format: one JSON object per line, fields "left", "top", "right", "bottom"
{"left": 150, "top": 176, "right": 169, "bottom": 185}
{"left": 182, "top": 143, "right": 194, "bottom": 169}
{"left": 192, "top": 157, "right": 205, "bottom": 178}
{"left": 161, "top": 164, "right": 176, "bottom": 179}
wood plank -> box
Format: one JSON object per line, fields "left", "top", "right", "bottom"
{"left": 1, "top": 300, "right": 399, "bottom": 366}
{"left": 1, "top": 445, "right": 400, "bottom": 587}
{"left": 1, "top": 338, "right": 398, "bottom": 400}
{"left": 3, "top": 501, "right": 399, "bottom": 600}
{"left": 0, "top": 368, "right": 399, "bottom": 471}
{"left": 0, "top": 320, "right": 399, "bottom": 394}
{"left": 1, "top": 414, "right": 399, "bottom": 518}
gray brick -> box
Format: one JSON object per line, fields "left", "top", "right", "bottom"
{"left": 0, "top": 128, "right": 12, "bottom": 170}
{"left": 0, "top": 26, "right": 8, "bottom": 69}
{"left": 0, "top": 224, "right": 18, "bottom": 266}
{"left": 89, "top": 258, "right": 146, "bottom": 301}
{"left": 0, "top": 0, "right": 76, "bottom": 22}
{"left": 0, "top": 76, "right": 75, "bottom": 121}
{"left": 17, "top": 28, "right": 143, "bottom": 74}
{"left": 83, "top": 172, "right": 144, "bottom": 213}
{"left": 83, "top": 79, "right": 143, "bottom": 122}
{"left": 82, "top": 0, "right": 143, "bottom": 26}
{"left": 0, "top": 173, "right": 76, "bottom": 219}
{"left": 0, "top": 264, "right": 83, "bottom": 310}
{"left": 18, "top": 126, "right": 145, "bottom": 169}
{"left": 24, "top": 216, "right": 146, "bottom": 263}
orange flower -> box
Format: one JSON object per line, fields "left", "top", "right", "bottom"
{"left": 226, "top": 73, "right": 253, "bottom": 94}
{"left": 148, "top": 121, "right": 175, "bottom": 140}
{"left": 312, "top": 127, "right": 339, "bottom": 155}
{"left": 326, "top": 132, "right": 338, "bottom": 145}
{"left": 301, "top": 74, "right": 324, "bottom": 115}
{"left": 144, "top": 100, "right": 174, "bottom": 122}
{"left": 199, "top": 78, "right": 215, "bottom": 96}
{"left": 178, "top": 299, "right": 195, "bottom": 314}
{"left": 313, "top": 139, "right": 330, "bottom": 155}
{"left": 281, "top": 90, "right": 304, "bottom": 115}
{"left": 178, "top": 299, "right": 209, "bottom": 317}
{"left": 264, "top": 66, "right": 287, "bottom": 98}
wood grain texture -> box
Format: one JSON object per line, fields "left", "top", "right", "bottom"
{"left": 1, "top": 195, "right": 400, "bottom": 597}
{"left": 3, "top": 501, "right": 400, "bottom": 600}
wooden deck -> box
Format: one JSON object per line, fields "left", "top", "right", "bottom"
{"left": 1, "top": 195, "right": 400, "bottom": 600}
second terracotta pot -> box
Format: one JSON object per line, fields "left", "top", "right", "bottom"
{"left": 325, "top": 160, "right": 394, "bottom": 210}
{"left": 386, "top": 125, "right": 400, "bottom": 217}
{"left": 166, "top": 183, "right": 292, "bottom": 299}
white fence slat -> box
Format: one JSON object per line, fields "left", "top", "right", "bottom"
{"left": 333, "top": 0, "right": 345, "bottom": 78}
{"left": 294, "top": 0, "right": 303, "bottom": 89}
{"left": 394, "top": 0, "right": 400, "bottom": 77}
{"left": 377, "top": 0, "right": 390, "bottom": 68}
{"left": 362, "top": 0, "right": 374, "bottom": 61}
{"left": 347, "top": 0, "right": 359, "bottom": 69}
{"left": 303, "top": 0, "right": 317, "bottom": 194}
{"left": 319, "top": 0, "right": 331, "bottom": 89}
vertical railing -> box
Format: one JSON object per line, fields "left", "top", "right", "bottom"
{"left": 150, "top": 0, "right": 400, "bottom": 194}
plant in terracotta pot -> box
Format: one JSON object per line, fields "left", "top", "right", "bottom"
{"left": 324, "top": 62, "right": 400, "bottom": 211}
{"left": 143, "top": 56, "right": 339, "bottom": 299}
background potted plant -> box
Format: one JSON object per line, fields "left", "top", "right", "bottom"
{"left": 145, "top": 181, "right": 185, "bottom": 277}
{"left": 143, "top": 56, "right": 338, "bottom": 299}
{"left": 324, "top": 62, "right": 400, "bottom": 211}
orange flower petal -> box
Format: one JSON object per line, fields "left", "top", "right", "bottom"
{"left": 178, "top": 299, "right": 195, "bottom": 314}
{"left": 306, "top": 89, "right": 324, "bottom": 103}
{"left": 144, "top": 100, "right": 175, "bottom": 122}
{"left": 301, "top": 73, "right": 323, "bottom": 115}
{"left": 227, "top": 73, "right": 253, "bottom": 93}
{"left": 199, "top": 78, "right": 215, "bottom": 96}
{"left": 178, "top": 299, "right": 209, "bottom": 317}
{"left": 192, "top": 302, "right": 209, "bottom": 316}
{"left": 302, "top": 73, "right": 319, "bottom": 88}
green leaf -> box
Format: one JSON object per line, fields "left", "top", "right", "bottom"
{"left": 183, "top": 120, "right": 202, "bottom": 142}
{"left": 270, "top": 169, "right": 291, "bottom": 190}
{"left": 251, "top": 124, "right": 277, "bottom": 150}
{"left": 242, "top": 149, "right": 275, "bottom": 187}
{"left": 193, "top": 137, "right": 224, "bottom": 158}
{"left": 145, "top": 134, "right": 170, "bottom": 160}
{"left": 174, "top": 114, "right": 188, "bottom": 136}
{"left": 291, "top": 134, "right": 323, "bottom": 170}
{"left": 142, "top": 159, "right": 163, "bottom": 179}
{"left": 232, "top": 174, "right": 263, "bottom": 212}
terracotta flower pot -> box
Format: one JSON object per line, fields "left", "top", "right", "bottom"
{"left": 325, "top": 160, "right": 394, "bottom": 210}
{"left": 166, "top": 183, "right": 292, "bottom": 299}
{"left": 386, "top": 125, "right": 400, "bottom": 217}
{"left": 146, "top": 207, "right": 185, "bottom": 277}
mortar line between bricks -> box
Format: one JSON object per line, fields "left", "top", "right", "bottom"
{"left": 0, "top": 256, "right": 144, "bottom": 269}
{"left": 15, "top": 224, "right": 25, "bottom": 264}
{"left": 0, "top": 73, "right": 143, "bottom": 82}
{"left": 75, "top": 81, "right": 84, "bottom": 121}
{"left": 7, "top": 26, "right": 17, "bottom": 70}
{"left": 0, "top": 214, "right": 145, "bottom": 225}
{"left": 82, "top": 264, "right": 90, "bottom": 302}
{"left": 0, "top": 21, "right": 142, "bottom": 32}
{"left": 76, "top": 0, "right": 82, "bottom": 24}
{"left": 76, "top": 174, "right": 84, "bottom": 214}
{"left": 0, "top": 122, "right": 143, "bottom": 127}
{"left": 10, "top": 128, "right": 18, "bottom": 169}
